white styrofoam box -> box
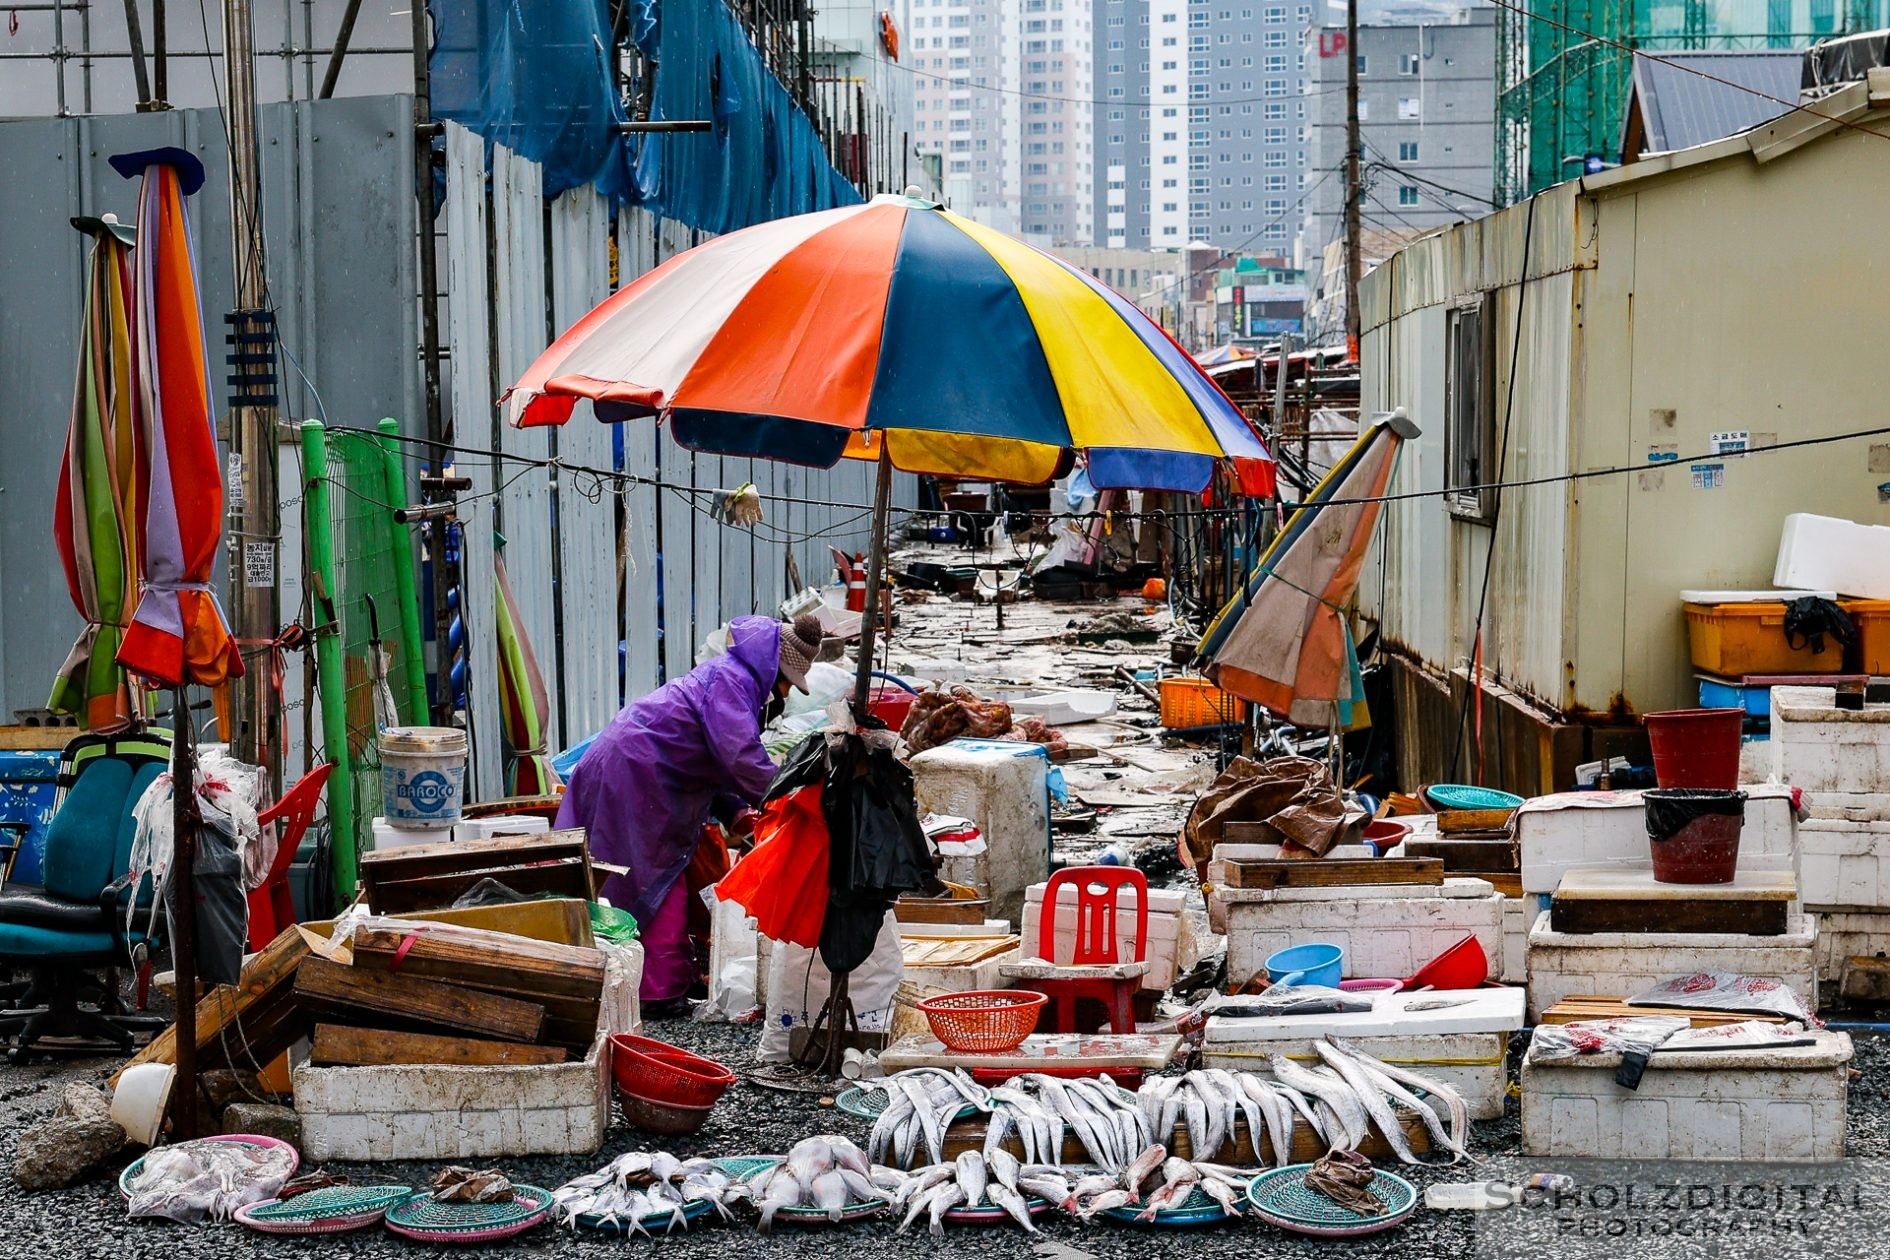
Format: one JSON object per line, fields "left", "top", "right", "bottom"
{"left": 1811, "top": 909, "right": 1890, "bottom": 982}
{"left": 452, "top": 814, "right": 550, "bottom": 841}
{"left": 1022, "top": 880, "right": 1187, "bottom": 991}
{"left": 294, "top": 1033, "right": 610, "bottom": 1161}
{"left": 1802, "top": 791, "right": 1890, "bottom": 823}
{"left": 370, "top": 816, "right": 453, "bottom": 850}
{"left": 1774, "top": 512, "right": 1890, "bottom": 599}
{"left": 1797, "top": 818, "right": 1890, "bottom": 911}
{"left": 1216, "top": 881, "right": 1505, "bottom": 989}
{"left": 1501, "top": 896, "right": 1533, "bottom": 985}
{"left": 1770, "top": 687, "right": 1890, "bottom": 793}
{"left": 1515, "top": 785, "right": 1796, "bottom": 895}
{"left": 912, "top": 740, "right": 1051, "bottom": 925}
{"left": 891, "top": 945, "right": 1022, "bottom": 1039}
{"left": 1524, "top": 910, "right": 1818, "bottom": 1020}
{"left": 1679, "top": 588, "right": 1836, "bottom": 603}
{"left": 1521, "top": 1028, "right": 1851, "bottom": 1162}
{"left": 1739, "top": 735, "right": 1771, "bottom": 786}
{"left": 1202, "top": 986, "right": 1524, "bottom": 1121}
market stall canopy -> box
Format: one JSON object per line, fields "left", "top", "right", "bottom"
{"left": 504, "top": 191, "right": 1274, "bottom": 496}
{"left": 1197, "top": 409, "right": 1416, "bottom": 728}
{"left": 51, "top": 214, "right": 143, "bottom": 730}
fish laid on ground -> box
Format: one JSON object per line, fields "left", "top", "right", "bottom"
{"left": 1270, "top": 1053, "right": 1369, "bottom": 1150}
{"left": 1016, "top": 1172, "right": 1072, "bottom": 1208}
{"left": 756, "top": 1168, "right": 804, "bottom": 1234}
{"left": 1136, "top": 1159, "right": 1202, "bottom": 1221}
{"left": 1312, "top": 1040, "right": 1418, "bottom": 1164}
{"left": 1195, "top": 1175, "right": 1245, "bottom": 1218}
{"left": 988, "top": 1182, "right": 1040, "bottom": 1233}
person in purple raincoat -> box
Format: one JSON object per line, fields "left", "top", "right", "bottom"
{"left": 557, "top": 614, "right": 826, "bottom": 1007}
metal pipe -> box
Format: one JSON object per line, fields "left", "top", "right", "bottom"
{"left": 850, "top": 439, "right": 895, "bottom": 720}
{"left": 300, "top": 420, "right": 356, "bottom": 907}
{"left": 52, "top": 0, "right": 67, "bottom": 115}
{"left": 120, "top": 0, "right": 150, "bottom": 106}
{"left": 152, "top": 0, "right": 165, "bottom": 104}
{"left": 318, "top": 0, "right": 363, "bottom": 99}
{"left": 612, "top": 119, "right": 712, "bottom": 132}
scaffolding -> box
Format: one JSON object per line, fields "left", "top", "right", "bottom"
{"left": 1493, "top": 0, "right": 1872, "bottom": 204}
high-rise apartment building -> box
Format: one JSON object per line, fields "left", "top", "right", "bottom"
{"left": 908, "top": 0, "right": 1096, "bottom": 243}
{"left": 1093, "top": 0, "right": 1317, "bottom": 254}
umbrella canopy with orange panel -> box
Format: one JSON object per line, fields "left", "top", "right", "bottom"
{"left": 1198, "top": 410, "right": 1417, "bottom": 729}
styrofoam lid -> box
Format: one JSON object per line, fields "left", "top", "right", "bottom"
{"left": 1680, "top": 589, "right": 1835, "bottom": 603}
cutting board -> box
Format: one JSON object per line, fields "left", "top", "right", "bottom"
{"left": 1549, "top": 868, "right": 1796, "bottom": 935}
{"left": 900, "top": 936, "right": 1020, "bottom": 967}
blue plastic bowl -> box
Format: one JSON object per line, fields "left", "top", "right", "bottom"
{"left": 1424, "top": 784, "right": 1525, "bottom": 812}
{"left": 1265, "top": 942, "right": 1343, "bottom": 988}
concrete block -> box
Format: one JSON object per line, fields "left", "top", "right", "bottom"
{"left": 1521, "top": 1028, "right": 1851, "bottom": 1162}
{"left": 1797, "top": 818, "right": 1890, "bottom": 911}
{"left": 1524, "top": 911, "right": 1818, "bottom": 1020}
{"left": 294, "top": 1033, "right": 609, "bottom": 1162}
{"left": 1516, "top": 785, "right": 1796, "bottom": 895}
{"left": 1218, "top": 885, "right": 1505, "bottom": 989}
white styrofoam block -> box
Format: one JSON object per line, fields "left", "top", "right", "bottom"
{"left": 1521, "top": 1029, "right": 1851, "bottom": 1162}
{"left": 452, "top": 814, "right": 550, "bottom": 841}
{"left": 912, "top": 740, "right": 1051, "bottom": 925}
{"left": 1803, "top": 791, "right": 1890, "bottom": 823}
{"left": 1206, "top": 1029, "right": 1511, "bottom": 1121}
{"left": 1812, "top": 909, "right": 1890, "bottom": 982}
{"left": 1797, "top": 818, "right": 1890, "bottom": 911}
{"left": 1524, "top": 911, "right": 1818, "bottom": 1020}
{"left": 1501, "top": 897, "right": 1532, "bottom": 985}
{"left": 370, "top": 817, "right": 454, "bottom": 850}
{"left": 1770, "top": 688, "right": 1890, "bottom": 793}
{"left": 1220, "top": 888, "right": 1505, "bottom": 989}
{"left": 1211, "top": 876, "right": 1495, "bottom": 905}
{"left": 1516, "top": 785, "right": 1796, "bottom": 895}
{"left": 1774, "top": 512, "right": 1890, "bottom": 599}
{"left": 294, "top": 1034, "right": 610, "bottom": 1161}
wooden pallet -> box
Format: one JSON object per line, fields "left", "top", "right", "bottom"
{"left": 1220, "top": 857, "right": 1444, "bottom": 889}
{"left": 359, "top": 830, "right": 594, "bottom": 915}
{"left": 1403, "top": 837, "right": 1520, "bottom": 873}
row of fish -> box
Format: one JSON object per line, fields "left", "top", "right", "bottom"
{"left": 869, "top": 1039, "right": 1470, "bottom": 1173}
{"left": 550, "top": 1150, "right": 745, "bottom": 1235}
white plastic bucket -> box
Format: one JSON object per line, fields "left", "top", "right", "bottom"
{"left": 379, "top": 726, "right": 469, "bottom": 829}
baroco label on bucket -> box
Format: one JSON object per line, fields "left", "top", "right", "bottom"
{"left": 380, "top": 726, "right": 469, "bottom": 829}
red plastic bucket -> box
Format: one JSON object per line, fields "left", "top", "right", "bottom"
{"left": 1644, "top": 708, "right": 1744, "bottom": 788}
{"left": 1645, "top": 788, "right": 1746, "bottom": 884}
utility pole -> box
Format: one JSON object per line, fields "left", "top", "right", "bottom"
{"left": 222, "top": 0, "right": 283, "bottom": 796}
{"left": 1343, "top": 0, "right": 1362, "bottom": 363}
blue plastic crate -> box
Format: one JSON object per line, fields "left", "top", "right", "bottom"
{"left": 1697, "top": 675, "right": 1772, "bottom": 718}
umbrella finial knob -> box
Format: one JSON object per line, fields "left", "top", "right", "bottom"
{"left": 102, "top": 213, "right": 119, "bottom": 224}
{"left": 903, "top": 185, "right": 923, "bottom": 198}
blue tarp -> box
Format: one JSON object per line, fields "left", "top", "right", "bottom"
{"left": 428, "top": 0, "right": 860, "bottom": 232}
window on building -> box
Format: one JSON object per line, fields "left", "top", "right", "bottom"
{"left": 1265, "top": 29, "right": 1286, "bottom": 47}
{"left": 1265, "top": 78, "right": 1286, "bottom": 95}
{"left": 1398, "top": 185, "right": 1418, "bottom": 205}
{"left": 1265, "top": 102, "right": 1285, "bottom": 119}
{"left": 1264, "top": 4, "right": 1284, "bottom": 19}
{"left": 1398, "top": 140, "right": 1419, "bottom": 162}
{"left": 1399, "top": 52, "right": 1420, "bottom": 74}
{"left": 1445, "top": 296, "right": 1495, "bottom": 520}
{"left": 1398, "top": 97, "right": 1420, "bottom": 119}
{"left": 1264, "top": 149, "right": 1285, "bottom": 167}
{"left": 1265, "top": 54, "right": 1286, "bottom": 69}
{"left": 1265, "top": 125, "right": 1285, "bottom": 143}
{"left": 1355, "top": 54, "right": 1368, "bottom": 74}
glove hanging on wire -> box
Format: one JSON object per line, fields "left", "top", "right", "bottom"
{"left": 712, "top": 482, "right": 764, "bottom": 527}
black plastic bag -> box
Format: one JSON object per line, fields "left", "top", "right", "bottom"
{"left": 1643, "top": 788, "right": 1746, "bottom": 842}
{"left": 170, "top": 817, "right": 248, "bottom": 987}
{"left": 817, "top": 733, "right": 942, "bottom": 974}
{"left": 1783, "top": 596, "right": 1856, "bottom": 656}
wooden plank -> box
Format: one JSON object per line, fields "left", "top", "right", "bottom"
{"left": 309, "top": 1023, "right": 565, "bottom": 1067}
{"left": 1548, "top": 897, "right": 1789, "bottom": 936}
{"left": 900, "top": 937, "right": 1018, "bottom": 967}
{"left": 0, "top": 726, "right": 76, "bottom": 750}
{"left": 1540, "top": 998, "right": 1784, "bottom": 1028}
{"left": 1436, "top": 808, "right": 1517, "bottom": 833}
{"left": 1553, "top": 868, "right": 1797, "bottom": 900}
{"left": 1221, "top": 858, "right": 1444, "bottom": 889}
{"left": 112, "top": 924, "right": 311, "bottom": 1085}
{"left": 1484, "top": 873, "right": 1525, "bottom": 898}
{"left": 292, "top": 956, "right": 545, "bottom": 1042}
{"left": 367, "top": 856, "right": 593, "bottom": 915}
{"left": 359, "top": 829, "right": 588, "bottom": 881}
{"left": 1403, "top": 838, "right": 1520, "bottom": 873}
{"left": 349, "top": 921, "right": 607, "bottom": 1000}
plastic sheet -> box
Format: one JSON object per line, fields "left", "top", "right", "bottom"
{"left": 1626, "top": 971, "right": 1819, "bottom": 1025}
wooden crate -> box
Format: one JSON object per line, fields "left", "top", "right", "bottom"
{"left": 1219, "top": 857, "right": 1444, "bottom": 890}
{"left": 360, "top": 830, "right": 594, "bottom": 914}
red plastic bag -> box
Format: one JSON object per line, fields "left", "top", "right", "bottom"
{"left": 715, "top": 781, "right": 830, "bottom": 947}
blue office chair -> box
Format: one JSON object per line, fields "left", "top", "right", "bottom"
{"left": 0, "top": 730, "right": 170, "bottom": 1057}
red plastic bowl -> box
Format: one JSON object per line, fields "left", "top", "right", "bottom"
{"left": 609, "top": 1033, "right": 736, "bottom": 1108}
{"left": 1362, "top": 818, "right": 1410, "bottom": 854}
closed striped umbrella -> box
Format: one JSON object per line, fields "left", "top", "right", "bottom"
{"left": 504, "top": 191, "right": 1274, "bottom": 495}
{"left": 493, "top": 537, "right": 561, "bottom": 796}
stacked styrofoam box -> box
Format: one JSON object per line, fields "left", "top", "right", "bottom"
{"left": 1202, "top": 987, "right": 1524, "bottom": 1120}
{"left": 370, "top": 816, "right": 453, "bottom": 850}
{"left": 1770, "top": 687, "right": 1890, "bottom": 793}
{"left": 1500, "top": 896, "right": 1536, "bottom": 985}
{"left": 1524, "top": 910, "right": 1818, "bottom": 1020}
{"left": 1022, "top": 880, "right": 1187, "bottom": 992}
{"left": 294, "top": 1034, "right": 610, "bottom": 1161}
{"left": 453, "top": 814, "right": 550, "bottom": 841}
{"left": 910, "top": 740, "right": 1051, "bottom": 926}
{"left": 891, "top": 946, "right": 1023, "bottom": 1039}
{"left": 1211, "top": 879, "right": 1506, "bottom": 989}
{"left": 1773, "top": 513, "right": 1890, "bottom": 599}
{"left": 1515, "top": 785, "right": 1797, "bottom": 896}
{"left": 1521, "top": 1028, "right": 1852, "bottom": 1162}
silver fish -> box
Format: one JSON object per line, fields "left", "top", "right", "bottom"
{"left": 1270, "top": 1054, "right": 1368, "bottom": 1150}
{"left": 649, "top": 1151, "right": 683, "bottom": 1184}
{"left": 955, "top": 1150, "right": 989, "bottom": 1208}
{"left": 1196, "top": 1175, "right": 1245, "bottom": 1218}
{"left": 811, "top": 1169, "right": 851, "bottom": 1221}
{"left": 870, "top": 1087, "right": 914, "bottom": 1164}
{"left": 1076, "top": 1187, "right": 1132, "bottom": 1219}
{"left": 988, "top": 1181, "right": 1039, "bottom": 1232}
{"left": 1120, "top": 1143, "right": 1167, "bottom": 1199}
{"left": 987, "top": 1148, "right": 1021, "bottom": 1192}
{"left": 1016, "top": 1172, "right": 1071, "bottom": 1207}
{"left": 1135, "top": 1159, "right": 1201, "bottom": 1221}
{"left": 1066, "top": 1172, "right": 1120, "bottom": 1206}
{"left": 822, "top": 1134, "right": 874, "bottom": 1178}
{"left": 982, "top": 1104, "right": 1016, "bottom": 1162}
{"left": 1336, "top": 1047, "right": 1465, "bottom": 1163}
{"left": 926, "top": 1182, "right": 967, "bottom": 1236}
{"left": 1239, "top": 1075, "right": 1294, "bottom": 1167}
{"left": 1202, "top": 1070, "right": 1245, "bottom": 1151}
{"left": 1180, "top": 1082, "right": 1210, "bottom": 1158}
{"left": 838, "top": 1167, "right": 888, "bottom": 1204}
{"left": 680, "top": 1180, "right": 735, "bottom": 1221}
{"left": 893, "top": 1163, "right": 954, "bottom": 1207}
{"left": 647, "top": 1180, "right": 690, "bottom": 1233}
{"left": 869, "top": 1164, "right": 909, "bottom": 1193}
{"left": 785, "top": 1137, "right": 835, "bottom": 1190}
{"left": 757, "top": 1168, "right": 803, "bottom": 1234}
{"left": 1312, "top": 1041, "right": 1418, "bottom": 1164}
{"left": 1328, "top": 1035, "right": 1472, "bottom": 1154}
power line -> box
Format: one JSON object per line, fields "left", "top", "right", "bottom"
{"left": 880, "top": 46, "right": 1357, "bottom": 109}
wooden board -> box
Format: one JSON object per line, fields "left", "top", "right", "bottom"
{"left": 1549, "top": 868, "right": 1795, "bottom": 935}
{"left": 1554, "top": 868, "right": 1797, "bottom": 900}
{"left": 1484, "top": 873, "right": 1525, "bottom": 898}
{"left": 366, "top": 857, "right": 594, "bottom": 916}
{"left": 309, "top": 1024, "right": 565, "bottom": 1067}
{"left": 112, "top": 924, "right": 312, "bottom": 1086}
{"left": 1540, "top": 997, "right": 1786, "bottom": 1028}
{"left": 1220, "top": 858, "right": 1444, "bottom": 889}
{"left": 360, "top": 830, "right": 594, "bottom": 914}
{"left": 293, "top": 956, "right": 546, "bottom": 1042}
{"left": 900, "top": 936, "right": 1019, "bottom": 968}
{"left": 894, "top": 896, "right": 990, "bottom": 925}
{"left": 1436, "top": 808, "right": 1517, "bottom": 834}
{"left": 1402, "top": 838, "right": 1520, "bottom": 873}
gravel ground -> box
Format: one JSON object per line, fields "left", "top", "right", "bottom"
{"left": 5, "top": 1017, "right": 1889, "bottom": 1260}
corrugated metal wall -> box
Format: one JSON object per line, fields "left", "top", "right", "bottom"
{"left": 442, "top": 125, "right": 907, "bottom": 800}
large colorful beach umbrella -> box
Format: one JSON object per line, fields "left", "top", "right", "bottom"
{"left": 1198, "top": 410, "right": 1417, "bottom": 728}
{"left": 111, "top": 148, "right": 243, "bottom": 691}
{"left": 493, "top": 536, "right": 562, "bottom": 796}
{"left": 504, "top": 191, "right": 1275, "bottom": 497}
{"left": 50, "top": 214, "right": 143, "bottom": 730}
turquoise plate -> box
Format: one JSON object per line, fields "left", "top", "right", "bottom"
{"left": 1243, "top": 1165, "right": 1417, "bottom": 1237}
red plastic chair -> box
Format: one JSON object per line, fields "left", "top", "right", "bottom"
{"left": 1014, "top": 865, "right": 1150, "bottom": 1035}
{"left": 247, "top": 763, "right": 333, "bottom": 951}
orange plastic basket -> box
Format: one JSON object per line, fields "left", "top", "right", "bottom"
{"left": 1159, "top": 676, "right": 1248, "bottom": 728}
{"left": 915, "top": 990, "right": 1047, "bottom": 1054}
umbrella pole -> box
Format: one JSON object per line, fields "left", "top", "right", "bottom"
{"left": 169, "top": 685, "right": 199, "bottom": 1140}
{"left": 851, "top": 440, "right": 895, "bottom": 722}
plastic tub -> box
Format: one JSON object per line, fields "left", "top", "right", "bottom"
{"left": 1842, "top": 599, "right": 1890, "bottom": 675}
{"left": 379, "top": 726, "right": 469, "bottom": 828}
{"left": 1265, "top": 942, "right": 1343, "bottom": 988}
{"left": 1644, "top": 788, "right": 1746, "bottom": 884}
{"left": 1683, "top": 601, "right": 1845, "bottom": 676}
{"left": 1644, "top": 708, "right": 1744, "bottom": 788}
